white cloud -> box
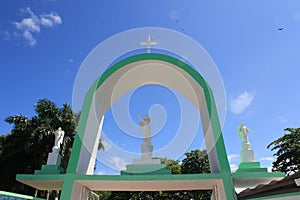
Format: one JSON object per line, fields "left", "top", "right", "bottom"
{"left": 230, "top": 164, "right": 238, "bottom": 172}
{"left": 95, "top": 170, "right": 106, "bottom": 175}
{"left": 15, "top": 7, "right": 40, "bottom": 32}
{"left": 267, "top": 166, "right": 273, "bottom": 172}
{"left": 230, "top": 91, "right": 254, "bottom": 114}
{"left": 278, "top": 116, "right": 288, "bottom": 124}
{"left": 2, "top": 30, "right": 11, "bottom": 41}
{"left": 228, "top": 154, "right": 240, "bottom": 172}
{"left": 109, "top": 156, "right": 127, "bottom": 170}
{"left": 23, "top": 30, "right": 36, "bottom": 46}
{"left": 15, "top": 17, "right": 40, "bottom": 33}
{"left": 260, "top": 157, "right": 274, "bottom": 161}
{"left": 9, "top": 7, "right": 62, "bottom": 46}
{"left": 68, "top": 59, "right": 74, "bottom": 63}
{"left": 40, "top": 18, "right": 53, "bottom": 27}
{"left": 228, "top": 154, "right": 239, "bottom": 162}
{"left": 260, "top": 157, "right": 274, "bottom": 172}
{"left": 101, "top": 139, "right": 112, "bottom": 151}
{"left": 40, "top": 12, "right": 62, "bottom": 28}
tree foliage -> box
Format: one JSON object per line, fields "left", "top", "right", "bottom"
{"left": 160, "top": 157, "right": 181, "bottom": 174}
{"left": 181, "top": 150, "right": 210, "bottom": 174}
{"left": 267, "top": 127, "right": 300, "bottom": 175}
{"left": 0, "top": 99, "right": 76, "bottom": 195}
{"left": 0, "top": 98, "right": 213, "bottom": 199}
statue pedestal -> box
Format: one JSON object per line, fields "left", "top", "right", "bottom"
{"left": 132, "top": 158, "right": 161, "bottom": 165}
{"left": 121, "top": 164, "right": 171, "bottom": 175}
{"left": 236, "top": 162, "right": 267, "bottom": 173}
{"left": 47, "top": 148, "right": 61, "bottom": 165}
{"left": 122, "top": 158, "right": 171, "bottom": 175}
{"left": 240, "top": 149, "right": 255, "bottom": 162}
{"left": 236, "top": 149, "right": 268, "bottom": 174}
{"left": 34, "top": 165, "right": 64, "bottom": 174}
{"left": 34, "top": 148, "right": 63, "bottom": 174}
{"left": 141, "top": 143, "right": 153, "bottom": 160}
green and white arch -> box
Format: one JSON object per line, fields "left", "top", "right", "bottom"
{"left": 67, "top": 53, "right": 230, "bottom": 175}
{"left": 59, "top": 53, "right": 237, "bottom": 199}
{"left": 16, "top": 28, "right": 285, "bottom": 200}
{"left": 69, "top": 53, "right": 229, "bottom": 167}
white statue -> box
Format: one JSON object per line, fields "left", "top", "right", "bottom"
{"left": 138, "top": 114, "right": 153, "bottom": 159}
{"left": 131, "top": 114, "right": 161, "bottom": 165}
{"left": 53, "top": 127, "right": 65, "bottom": 151}
{"left": 238, "top": 123, "right": 251, "bottom": 150}
{"left": 47, "top": 127, "right": 65, "bottom": 165}
{"left": 138, "top": 114, "right": 151, "bottom": 137}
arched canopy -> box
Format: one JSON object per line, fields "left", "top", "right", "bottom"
{"left": 67, "top": 53, "right": 230, "bottom": 175}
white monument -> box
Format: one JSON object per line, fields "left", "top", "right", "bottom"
{"left": 132, "top": 114, "right": 161, "bottom": 165}
{"left": 238, "top": 123, "right": 255, "bottom": 162}
{"left": 47, "top": 127, "right": 65, "bottom": 165}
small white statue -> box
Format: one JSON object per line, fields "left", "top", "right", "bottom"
{"left": 238, "top": 123, "right": 251, "bottom": 150}
{"left": 53, "top": 127, "right": 65, "bottom": 151}
{"left": 138, "top": 114, "right": 153, "bottom": 159}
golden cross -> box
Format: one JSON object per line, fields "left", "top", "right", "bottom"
{"left": 140, "top": 35, "right": 157, "bottom": 53}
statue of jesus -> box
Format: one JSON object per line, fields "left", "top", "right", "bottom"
{"left": 138, "top": 114, "right": 153, "bottom": 159}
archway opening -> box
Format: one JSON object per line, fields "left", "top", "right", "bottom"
{"left": 94, "top": 84, "right": 207, "bottom": 175}
{"left": 71, "top": 54, "right": 229, "bottom": 176}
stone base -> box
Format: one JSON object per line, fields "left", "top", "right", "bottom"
{"left": 132, "top": 158, "right": 161, "bottom": 165}
{"left": 47, "top": 149, "right": 61, "bottom": 165}
{"left": 34, "top": 165, "right": 64, "bottom": 174}
{"left": 235, "top": 162, "right": 267, "bottom": 173}
{"left": 240, "top": 149, "right": 255, "bottom": 162}
{"left": 121, "top": 164, "right": 171, "bottom": 175}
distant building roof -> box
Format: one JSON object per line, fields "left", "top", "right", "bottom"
{"left": 238, "top": 171, "right": 300, "bottom": 199}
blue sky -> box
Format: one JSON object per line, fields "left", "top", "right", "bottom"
{"left": 1, "top": 1, "right": 300, "bottom": 174}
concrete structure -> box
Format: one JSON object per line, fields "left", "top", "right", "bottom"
{"left": 15, "top": 28, "right": 285, "bottom": 199}
{"left": 122, "top": 114, "right": 165, "bottom": 174}
{"left": 16, "top": 54, "right": 285, "bottom": 199}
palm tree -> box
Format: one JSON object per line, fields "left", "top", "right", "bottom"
{"left": 0, "top": 99, "right": 76, "bottom": 195}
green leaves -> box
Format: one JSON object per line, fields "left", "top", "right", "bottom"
{"left": 267, "top": 128, "right": 300, "bottom": 175}
{"left": 0, "top": 99, "right": 76, "bottom": 195}
{"left": 181, "top": 149, "right": 211, "bottom": 174}
{"left": 160, "top": 157, "right": 181, "bottom": 174}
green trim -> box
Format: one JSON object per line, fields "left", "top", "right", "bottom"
{"left": 238, "top": 162, "right": 261, "bottom": 169}
{"left": 67, "top": 53, "right": 230, "bottom": 173}
{"left": 208, "top": 93, "right": 231, "bottom": 173}
{"left": 121, "top": 164, "right": 171, "bottom": 175}
{"left": 235, "top": 162, "right": 268, "bottom": 173}
{"left": 17, "top": 173, "right": 225, "bottom": 181}
{"left": 34, "top": 165, "right": 64, "bottom": 174}
{"left": 249, "top": 191, "right": 300, "bottom": 200}
{"left": 67, "top": 83, "right": 97, "bottom": 173}
{"left": 232, "top": 172, "right": 285, "bottom": 179}
{"left": 236, "top": 168, "right": 268, "bottom": 173}
{"left": 73, "top": 173, "right": 223, "bottom": 180}
{"left": 60, "top": 173, "right": 76, "bottom": 200}
{"left": 17, "top": 174, "right": 65, "bottom": 181}
{"left": 221, "top": 172, "right": 237, "bottom": 200}
{"left": 62, "top": 53, "right": 235, "bottom": 199}
{"left": 0, "top": 190, "right": 45, "bottom": 200}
